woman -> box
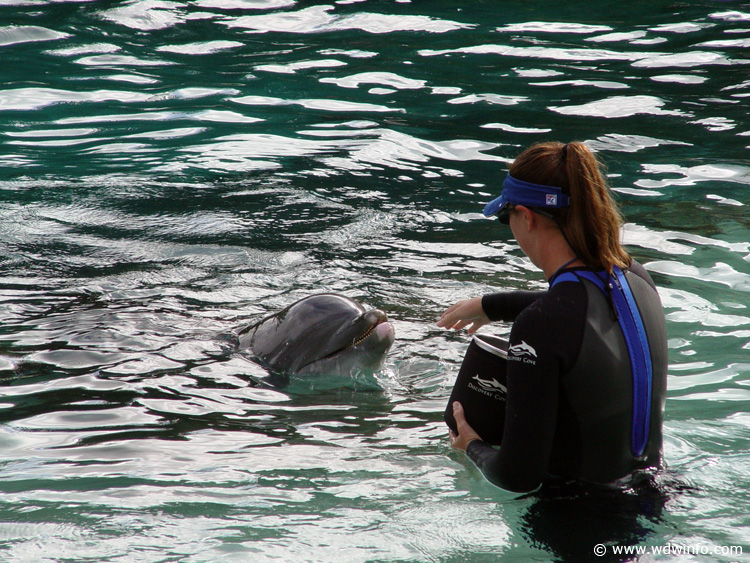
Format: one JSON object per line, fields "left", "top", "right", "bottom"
{"left": 438, "top": 141, "right": 668, "bottom": 493}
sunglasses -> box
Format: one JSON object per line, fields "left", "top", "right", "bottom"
{"left": 497, "top": 205, "right": 556, "bottom": 225}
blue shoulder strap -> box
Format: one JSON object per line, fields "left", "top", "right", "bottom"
{"left": 551, "top": 267, "right": 653, "bottom": 458}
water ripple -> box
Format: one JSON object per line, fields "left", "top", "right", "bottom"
{"left": 156, "top": 40, "right": 244, "bottom": 55}
{"left": 223, "top": 5, "right": 473, "bottom": 35}
{"left": 99, "top": 1, "right": 189, "bottom": 31}
{"left": 0, "top": 25, "right": 69, "bottom": 46}
{"left": 232, "top": 94, "right": 398, "bottom": 114}
{"left": 0, "top": 88, "right": 152, "bottom": 112}
{"left": 320, "top": 71, "right": 427, "bottom": 90}
{"left": 551, "top": 95, "right": 684, "bottom": 119}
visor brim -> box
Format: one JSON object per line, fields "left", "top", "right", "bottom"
{"left": 483, "top": 195, "right": 506, "bottom": 217}
{"left": 484, "top": 196, "right": 512, "bottom": 225}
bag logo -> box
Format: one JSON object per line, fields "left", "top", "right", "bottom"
{"left": 468, "top": 375, "right": 507, "bottom": 401}
{"left": 508, "top": 340, "right": 537, "bottom": 365}
{"left": 471, "top": 375, "right": 507, "bottom": 393}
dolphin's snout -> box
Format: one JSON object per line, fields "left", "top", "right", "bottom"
{"left": 347, "top": 309, "right": 394, "bottom": 349}
{"left": 364, "top": 309, "right": 394, "bottom": 345}
{"left": 374, "top": 320, "right": 395, "bottom": 342}
{"left": 364, "top": 309, "right": 388, "bottom": 325}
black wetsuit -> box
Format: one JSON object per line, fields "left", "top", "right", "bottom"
{"left": 466, "top": 261, "right": 668, "bottom": 492}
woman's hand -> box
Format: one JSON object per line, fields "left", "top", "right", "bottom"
{"left": 437, "top": 297, "right": 490, "bottom": 334}
{"left": 448, "top": 401, "right": 482, "bottom": 451}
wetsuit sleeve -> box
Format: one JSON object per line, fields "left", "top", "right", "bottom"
{"left": 466, "top": 283, "right": 586, "bottom": 492}
{"left": 481, "top": 291, "right": 543, "bottom": 322}
{"left": 466, "top": 357, "right": 559, "bottom": 492}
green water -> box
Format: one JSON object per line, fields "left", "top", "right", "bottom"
{"left": 1, "top": 1, "right": 750, "bottom": 562}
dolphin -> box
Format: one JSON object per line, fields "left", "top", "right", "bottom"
{"left": 238, "top": 294, "right": 395, "bottom": 376}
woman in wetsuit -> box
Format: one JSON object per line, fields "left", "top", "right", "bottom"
{"left": 438, "top": 141, "right": 668, "bottom": 493}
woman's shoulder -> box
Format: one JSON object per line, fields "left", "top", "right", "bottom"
{"left": 510, "top": 275, "right": 589, "bottom": 364}
{"left": 517, "top": 276, "right": 588, "bottom": 326}
{"left": 626, "top": 260, "right": 658, "bottom": 291}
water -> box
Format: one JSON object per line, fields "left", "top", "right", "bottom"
{"left": 1, "top": 1, "right": 750, "bottom": 561}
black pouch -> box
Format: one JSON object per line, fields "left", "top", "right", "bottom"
{"left": 444, "top": 334, "right": 508, "bottom": 445}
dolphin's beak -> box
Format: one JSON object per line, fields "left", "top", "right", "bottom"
{"left": 365, "top": 309, "right": 387, "bottom": 326}
{"left": 348, "top": 309, "right": 393, "bottom": 348}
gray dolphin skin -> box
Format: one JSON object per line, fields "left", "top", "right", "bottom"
{"left": 238, "top": 294, "right": 395, "bottom": 376}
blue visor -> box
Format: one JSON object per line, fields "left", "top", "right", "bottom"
{"left": 483, "top": 174, "right": 571, "bottom": 218}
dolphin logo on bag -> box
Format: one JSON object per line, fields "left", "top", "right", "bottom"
{"left": 471, "top": 375, "right": 507, "bottom": 393}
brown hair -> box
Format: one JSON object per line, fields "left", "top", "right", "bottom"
{"left": 508, "top": 141, "right": 630, "bottom": 273}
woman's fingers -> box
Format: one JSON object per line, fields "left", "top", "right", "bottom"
{"left": 449, "top": 402, "right": 482, "bottom": 451}
{"left": 437, "top": 297, "right": 488, "bottom": 331}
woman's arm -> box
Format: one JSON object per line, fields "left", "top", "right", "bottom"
{"left": 437, "top": 290, "right": 544, "bottom": 333}
{"left": 481, "top": 290, "right": 543, "bottom": 322}
{"left": 450, "top": 294, "right": 578, "bottom": 492}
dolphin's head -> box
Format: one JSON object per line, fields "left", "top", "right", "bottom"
{"left": 240, "top": 294, "right": 395, "bottom": 376}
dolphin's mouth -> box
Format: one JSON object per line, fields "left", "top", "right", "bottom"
{"left": 347, "top": 320, "right": 381, "bottom": 349}
{"left": 295, "top": 310, "right": 394, "bottom": 373}
{"left": 313, "top": 317, "right": 391, "bottom": 365}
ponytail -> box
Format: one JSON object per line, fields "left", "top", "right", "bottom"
{"left": 508, "top": 141, "right": 630, "bottom": 273}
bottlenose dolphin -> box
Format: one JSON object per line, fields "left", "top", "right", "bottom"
{"left": 238, "top": 294, "right": 395, "bottom": 376}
